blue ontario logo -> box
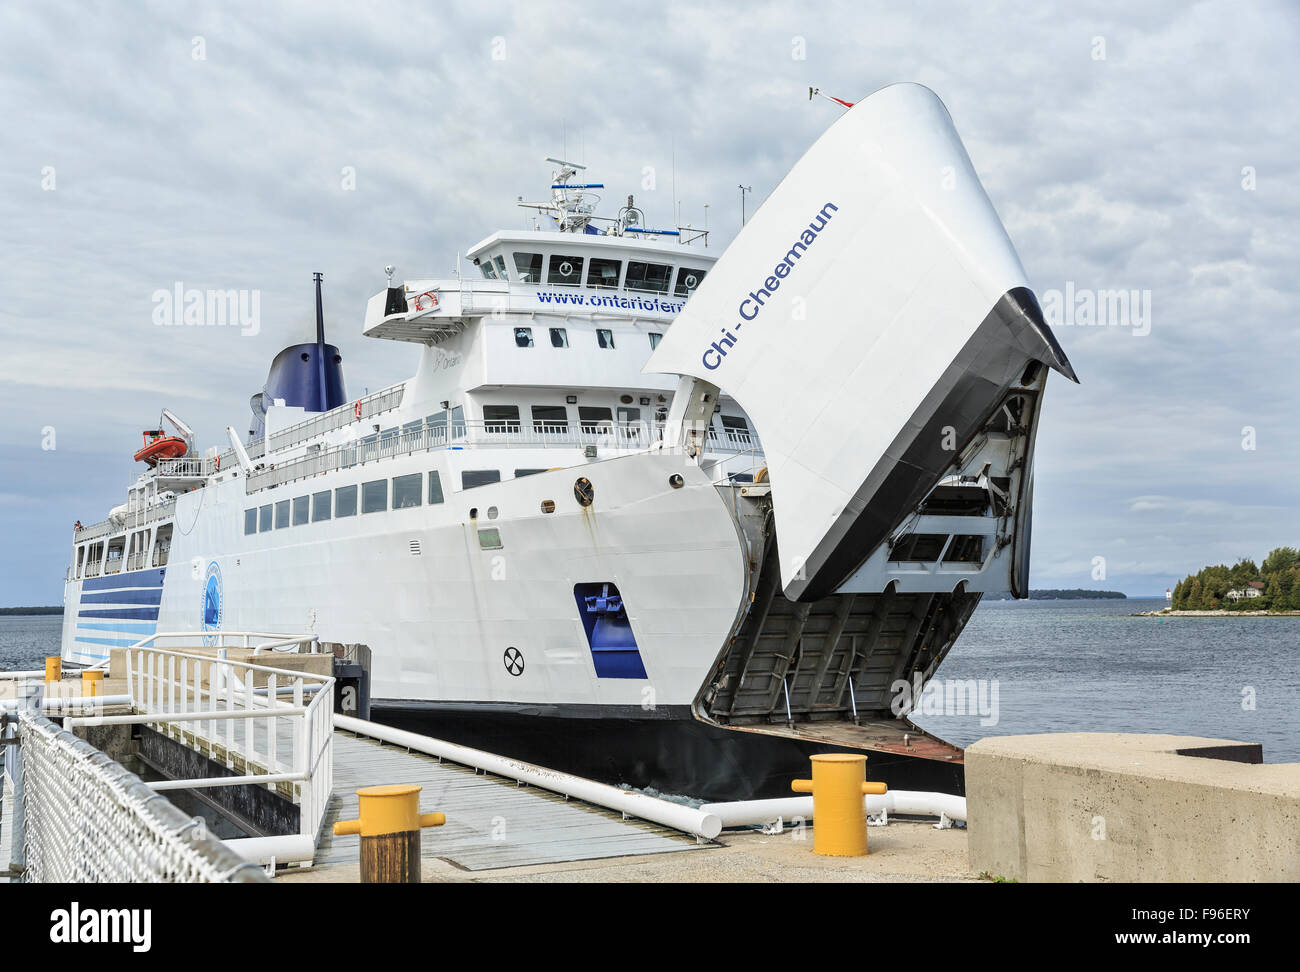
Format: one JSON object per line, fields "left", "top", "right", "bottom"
{"left": 201, "top": 561, "right": 223, "bottom": 645}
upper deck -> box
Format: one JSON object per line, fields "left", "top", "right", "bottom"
{"left": 366, "top": 158, "right": 715, "bottom": 344}
{"left": 365, "top": 231, "right": 717, "bottom": 344}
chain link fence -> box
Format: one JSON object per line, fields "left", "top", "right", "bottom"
{"left": 17, "top": 712, "right": 266, "bottom": 883}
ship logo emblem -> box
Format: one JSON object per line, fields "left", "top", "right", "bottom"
{"left": 202, "top": 561, "right": 223, "bottom": 645}
{"left": 503, "top": 646, "right": 525, "bottom": 677}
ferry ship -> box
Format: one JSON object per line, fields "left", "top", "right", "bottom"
{"left": 61, "top": 84, "right": 1075, "bottom": 799}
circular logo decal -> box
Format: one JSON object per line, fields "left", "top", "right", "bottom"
{"left": 202, "top": 561, "right": 223, "bottom": 645}
{"left": 503, "top": 647, "right": 525, "bottom": 676}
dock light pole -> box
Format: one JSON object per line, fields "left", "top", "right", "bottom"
{"left": 333, "top": 784, "right": 445, "bottom": 883}
{"left": 738, "top": 185, "right": 752, "bottom": 226}
{"left": 791, "top": 754, "right": 887, "bottom": 856}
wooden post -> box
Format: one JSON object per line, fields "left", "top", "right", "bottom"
{"left": 333, "top": 784, "right": 445, "bottom": 883}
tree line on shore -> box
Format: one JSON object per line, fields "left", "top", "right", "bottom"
{"left": 1171, "top": 547, "right": 1300, "bottom": 610}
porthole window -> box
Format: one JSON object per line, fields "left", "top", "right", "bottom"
{"left": 574, "top": 477, "right": 594, "bottom": 507}
{"left": 669, "top": 474, "right": 684, "bottom": 489}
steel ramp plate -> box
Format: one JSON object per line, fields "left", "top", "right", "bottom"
{"left": 319, "top": 731, "right": 713, "bottom": 871}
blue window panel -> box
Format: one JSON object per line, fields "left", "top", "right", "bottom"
{"left": 573, "top": 582, "right": 648, "bottom": 679}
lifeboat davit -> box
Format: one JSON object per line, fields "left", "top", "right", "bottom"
{"left": 134, "top": 432, "right": 188, "bottom": 466}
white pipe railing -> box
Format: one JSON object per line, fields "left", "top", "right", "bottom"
{"left": 700, "top": 791, "right": 968, "bottom": 828}
{"left": 335, "top": 714, "right": 721, "bottom": 840}
{"left": 110, "top": 639, "right": 333, "bottom": 842}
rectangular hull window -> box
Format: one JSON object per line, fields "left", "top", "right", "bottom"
{"left": 336, "top": 485, "right": 358, "bottom": 517}
{"left": 393, "top": 473, "right": 422, "bottom": 509}
{"left": 428, "top": 471, "right": 444, "bottom": 504}
{"left": 462, "top": 470, "right": 501, "bottom": 489}
{"left": 362, "top": 480, "right": 388, "bottom": 514}
{"left": 574, "top": 582, "right": 648, "bottom": 679}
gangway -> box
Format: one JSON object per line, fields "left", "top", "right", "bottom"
{"left": 2, "top": 632, "right": 716, "bottom": 881}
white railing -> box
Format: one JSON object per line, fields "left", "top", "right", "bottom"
{"left": 213, "top": 385, "right": 406, "bottom": 474}
{"left": 15, "top": 712, "right": 265, "bottom": 882}
{"left": 74, "top": 497, "right": 176, "bottom": 543}
{"left": 246, "top": 419, "right": 763, "bottom": 493}
{"left": 154, "top": 456, "right": 217, "bottom": 479}
{"left": 67, "top": 633, "right": 334, "bottom": 844}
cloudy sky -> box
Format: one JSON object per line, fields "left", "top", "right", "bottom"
{"left": 1, "top": 0, "right": 1297, "bottom": 604}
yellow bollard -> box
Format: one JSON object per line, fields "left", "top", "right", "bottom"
{"left": 45, "top": 657, "right": 61, "bottom": 684}
{"left": 333, "top": 784, "right": 445, "bottom": 883}
{"left": 81, "top": 669, "right": 104, "bottom": 698}
{"left": 791, "top": 753, "right": 888, "bottom": 856}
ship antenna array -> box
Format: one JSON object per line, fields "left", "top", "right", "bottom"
{"left": 516, "top": 156, "right": 706, "bottom": 245}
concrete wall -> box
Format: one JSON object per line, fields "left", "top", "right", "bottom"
{"left": 966, "top": 733, "right": 1300, "bottom": 882}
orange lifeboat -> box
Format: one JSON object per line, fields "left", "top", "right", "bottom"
{"left": 134, "top": 430, "right": 188, "bottom": 466}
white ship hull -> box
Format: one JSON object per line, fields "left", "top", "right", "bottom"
{"left": 62, "top": 85, "right": 1074, "bottom": 798}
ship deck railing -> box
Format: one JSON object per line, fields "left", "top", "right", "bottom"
{"left": 73, "top": 496, "right": 176, "bottom": 544}
{"left": 246, "top": 419, "right": 763, "bottom": 493}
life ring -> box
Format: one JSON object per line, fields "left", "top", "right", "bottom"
{"left": 353, "top": 401, "right": 362, "bottom": 420}
{"left": 213, "top": 455, "right": 221, "bottom": 471}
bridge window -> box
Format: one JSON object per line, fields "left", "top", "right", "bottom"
{"left": 513, "top": 252, "right": 543, "bottom": 283}
{"left": 617, "top": 407, "right": 641, "bottom": 436}
{"left": 292, "top": 495, "right": 310, "bottom": 526}
{"left": 484, "top": 405, "right": 521, "bottom": 433}
{"left": 393, "top": 473, "right": 422, "bottom": 509}
{"left": 451, "top": 406, "right": 466, "bottom": 440}
{"left": 312, "top": 490, "right": 332, "bottom": 521}
{"left": 720, "top": 415, "right": 751, "bottom": 443}
{"left": 532, "top": 405, "right": 568, "bottom": 433}
{"left": 428, "top": 470, "right": 444, "bottom": 504}
{"left": 514, "top": 327, "right": 534, "bottom": 348}
{"left": 479, "top": 260, "right": 498, "bottom": 280}
{"left": 596, "top": 328, "right": 615, "bottom": 349}
{"left": 625, "top": 261, "right": 671, "bottom": 294}
{"left": 362, "top": 479, "right": 388, "bottom": 514}
{"left": 579, "top": 406, "right": 614, "bottom": 434}
{"left": 259, "top": 504, "right": 273, "bottom": 532}
{"left": 548, "top": 255, "right": 584, "bottom": 286}
{"left": 275, "top": 500, "right": 290, "bottom": 530}
{"left": 674, "top": 267, "right": 706, "bottom": 296}
{"left": 462, "top": 470, "right": 502, "bottom": 489}
{"left": 336, "top": 485, "right": 358, "bottom": 518}
{"left": 647, "top": 332, "right": 663, "bottom": 349}
{"left": 493, "top": 255, "right": 507, "bottom": 278}
{"left": 550, "top": 327, "right": 569, "bottom": 348}
{"left": 244, "top": 509, "right": 257, "bottom": 536}
{"left": 586, "top": 257, "right": 621, "bottom": 289}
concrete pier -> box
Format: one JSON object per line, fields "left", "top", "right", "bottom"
{"left": 966, "top": 733, "right": 1300, "bottom": 882}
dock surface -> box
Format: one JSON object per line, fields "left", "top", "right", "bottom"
{"left": 313, "top": 730, "right": 711, "bottom": 873}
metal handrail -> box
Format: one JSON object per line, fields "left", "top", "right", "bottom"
{"left": 246, "top": 419, "right": 763, "bottom": 493}
{"left": 107, "top": 635, "right": 334, "bottom": 843}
